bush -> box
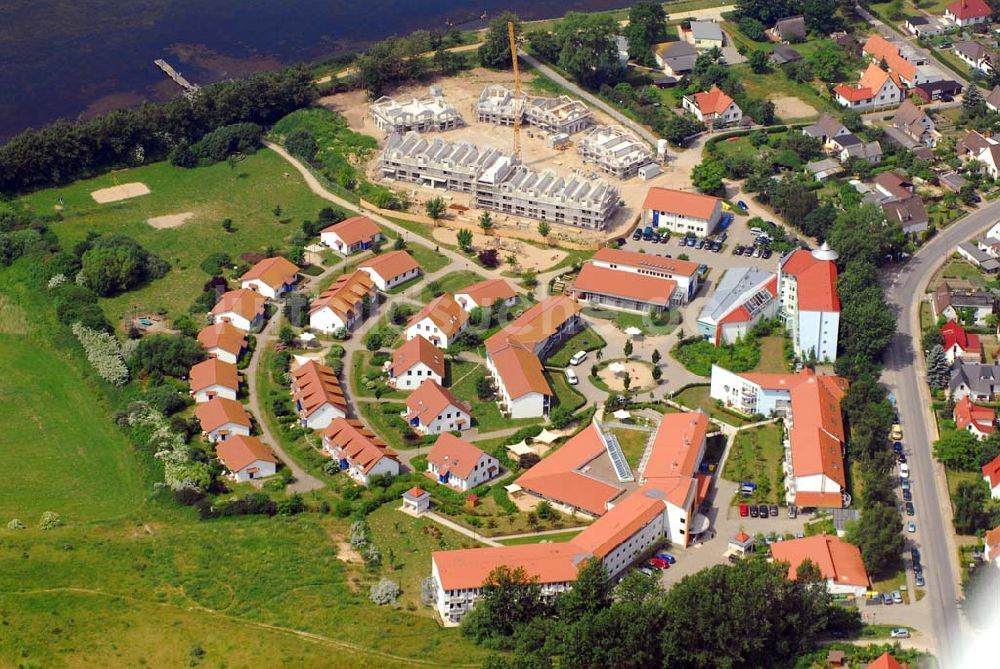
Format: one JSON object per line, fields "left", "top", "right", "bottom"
{"left": 285, "top": 128, "right": 318, "bottom": 161}
{"left": 200, "top": 252, "right": 231, "bottom": 275}
{"left": 79, "top": 234, "right": 169, "bottom": 297}
{"left": 182, "top": 122, "right": 264, "bottom": 165}
{"left": 38, "top": 511, "right": 62, "bottom": 530}
{"left": 7, "top": 518, "right": 25, "bottom": 530}
{"left": 72, "top": 322, "right": 129, "bottom": 385}
{"left": 369, "top": 577, "right": 401, "bottom": 605}
{"left": 673, "top": 337, "right": 761, "bottom": 377}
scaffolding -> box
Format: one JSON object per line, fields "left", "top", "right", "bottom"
{"left": 370, "top": 89, "right": 464, "bottom": 135}
{"left": 577, "top": 125, "right": 654, "bottom": 179}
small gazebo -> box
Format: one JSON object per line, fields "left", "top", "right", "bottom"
{"left": 728, "top": 531, "right": 756, "bottom": 556}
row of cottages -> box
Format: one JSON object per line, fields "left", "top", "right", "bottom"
{"left": 388, "top": 335, "right": 444, "bottom": 390}
{"left": 197, "top": 322, "right": 247, "bottom": 365}
{"left": 802, "top": 114, "right": 883, "bottom": 166}
{"left": 426, "top": 433, "right": 500, "bottom": 491}
{"left": 192, "top": 399, "right": 279, "bottom": 481}
{"left": 569, "top": 246, "right": 701, "bottom": 313}
{"left": 195, "top": 397, "right": 251, "bottom": 443}
{"left": 431, "top": 413, "right": 711, "bottom": 624}
{"left": 984, "top": 454, "right": 1000, "bottom": 498}
{"left": 779, "top": 246, "right": 841, "bottom": 363}
{"left": 681, "top": 86, "right": 744, "bottom": 129}
{"left": 322, "top": 418, "right": 400, "bottom": 486}
{"left": 238, "top": 256, "right": 300, "bottom": 299}
{"left": 403, "top": 379, "right": 471, "bottom": 435}
{"left": 309, "top": 270, "right": 379, "bottom": 334}
{"left": 955, "top": 396, "right": 997, "bottom": 439}
{"left": 696, "top": 267, "right": 779, "bottom": 345}
{"left": 319, "top": 215, "right": 384, "bottom": 254}
{"left": 405, "top": 293, "right": 469, "bottom": 349}
{"left": 932, "top": 281, "right": 996, "bottom": 325}
{"left": 870, "top": 170, "right": 930, "bottom": 236}
{"left": 861, "top": 35, "right": 929, "bottom": 88}
{"left": 770, "top": 534, "right": 870, "bottom": 597}
{"left": 189, "top": 357, "right": 239, "bottom": 403}
{"left": 710, "top": 366, "right": 849, "bottom": 509}
{"left": 484, "top": 296, "right": 582, "bottom": 419}
{"left": 642, "top": 186, "right": 723, "bottom": 238}
{"left": 291, "top": 359, "right": 347, "bottom": 430}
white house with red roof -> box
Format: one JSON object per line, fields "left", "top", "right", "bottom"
{"left": 983, "top": 454, "right": 1000, "bottom": 499}
{"left": 290, "top": 359, "right": 347, "bottom": 430}
{"left": 589, "top": 246, "right": 701, "bottom": 303}
{"left": 388, "top": 335, "right": 444, "bottom": 390}
{"left": 197, "top": 322, "right": 246, "bottom": 365}
{"left": 945, "top": 0, "right": 991, "bottom": 26}
{"left": 954, "top": 396, "right": 996, "bottom": 439}
{"left": 405, "top": 293, "right": 469, "bottom": 349}
{"left": 779, "top": 245, "right": 841, "bottom": 363}
{"left": 643, "top": 186, "right": 723, "bottom": 238}
{"left": 322, "top": 418, "right": 400, "bottom": 486}
{"left": 697, "top": 267, "right": 779, "bottom": 345}
{"left": 426, "top": 433, "right": 499, "bottom": 491}
{"left": 211, "top": 289, "right": 268, "bottom": 332}
{"left": 309, "top": 270, "right": 378, "bottom": 334}
{"left": 834, "top": 63, "right": 903, "bottom": 111}
{"left": 942, "top": 319, "right": 983, "bottom": 364}
{"left": 681, "top": 85, "right": 743, "bottom": 127}
{"left": 359, "top": 250, "right": 422, "bottom": 291}
{"left": 239, "top": 256, "right": 300, "bottom": 299}
{"left": 770, "top": 534, "right": 870, "bottom": 596}
{"left": 455, "top": 278, "right": 518, "bottom": 312}
{"left": 195, "top": 397, "right": 252, "bottom": 443}
{"left": 404, "top": 379, "right": 471, "bottom": 435}
{"left": 189, "top": 358, "right": 240, "bottom": 403}
{"left": 319, "top": 215, "right": 384, "bottom": 254}
{"left": 216, "top": 435, "right": 279, "bottom": 482}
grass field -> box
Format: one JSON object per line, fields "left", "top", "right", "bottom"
{"left": 449, "top": 363, "right": 536, "bottom": 433}
{"left": 721, "top": 423, "right": 785, "bottom": 505}
{"left": 546, "top": 327, "right": 608, "bottom": 367}
{"left": 495, "top": 529, "right": 585, "bottom": 545}
{"left": 610, "top": 427, "right": 651, "bottom": 469}
{"left": 419, "top": 270, "right": 488, "bottom": 301}
{"left": 673, "top": 385, "right": 750, "bottom": 427}
{"left": 16, "top": 149, "right": 335, "bottom": 326}
{"left": 754, "top": 336, "right": 789, "bottom": 374}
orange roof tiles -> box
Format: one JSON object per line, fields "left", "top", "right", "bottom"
{"left": 859, "top": 62, "right": 902, "bottom": 92}
{"left": 834, "top": 83, "right": 874, "bottom": 102}
{"left": 592, "top": 247, "right": 700, "bottom": 276}
{"left": 642, "top": 187, "right": 720, "bottom": 221}
{"left": 393, "top": 335, "right": 445, "bottom": 378}
{"left": 572, "top": 487, "right": 666, "bottom": 558}
{"left": 195, "top": 397, "right": 251, "bottom": 432}
{"left": 360, "top": 250, "right": 420, "bottom": 282}
{"left": 866, "top": 652, "right": 908, "bottom": 669}
{"left": 485, "top": 295, "right": 580, "bottom": 354}
{"left": 432, "top": 543, "right": 583, "bottom": 590}
{"left": 322, "top": 418, "right": 398, "bottom": 474}
{"left": 240, "top": 256, "right": 299, "bottom": 291}
{"left": 770, "top": 534, "right": 870, "bottom": 588}
{"left": 985, "top": 525, "right": 1000, "bottom": 560}
{"left": 321, "top": 215, "right": 381, "bottom": 245}
{"left": 571, "top": 264, "right": 676, "bottom": 306}
{"left": 197, "top": 322, "right": 246, "bottom": 357}
{"left": 942, "top": 319, "right": 982, "bottom": 355}
{"left": 427, "top": 433, "right": 489, "bottom": 479}
{"left": 310, "top": 269, "right": 375, "bottom": 320}
{"left": 863, "top": 34, "right": 898, "bottom": 62}
{"left": 404, "top": 379, "right": 470, "bottom": 425}
{"left": 948, "top": 0, "right": 991, "bottom": 19}
{"left": 189, "top": 358, "right": 239, "bottom": 394}
{"left": 291, "top": 359, "right": 346, "bottom": 417}
{"left": 983, "top": 453, "right": 1000, "bottom": 487}
{"left": 643, "top": 412, "right": 709, "bottom": 509}
{"left": 793, "top": 491, "right": 845, "bottom": 508}
{"left": 514, "top": 423, "right": 623, "bottom": 516}
{"left": 489, "top": 343, "right": 552, "bottom": 399}
{"left": 690, "top": 85, "right": 735, "bottom": 115}
{"left": 955, "top": 396, "right": 996, "bottom": 434}
{"left": 780, "top": 249, "right": 840, "bottom": 312}
{"left": 217, "top": 435, "right": 278, "bottom": 472}
{"left": 211, "top": 289, "right": 268, "bottom": 322}
{"left": 456, "top": 278, "right": 517, "bottom": 309}
{"left": 407, "top": 293, "right": 469, "bottom": 337}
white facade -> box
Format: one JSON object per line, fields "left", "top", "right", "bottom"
{"left": 240, "top": 278, "right": 286, "bottom": 300}
{"left": 590, "top": 254, "right": 699, "bottom": 301}
{"left": 392, "top": 361, "right": 442, "bottom": 391}
{"left": 946, "top": 7, "right": 990, "bottom": 27}
{"left": 301, "top": 403, "right": 346, "bottom": 431}
{"left": 484, "top": 353, "right": 550, "bottom": 419}
{"left": 309, "top": 306, "right": 365, "bottom": 334}
{"left": 710, "top": 364, "right": 791, "bottom": 417}
{"left": 320, "top": 229, "right": 383, "bottom": 254}
{"left": 408, "top": 405, "right": 471, "bottom": 435}
{"left": 455, "top": 292, "right": 517, "bottom": 312}
{"left": 427, "top": 453, "right": 499, "bottom": 491}
{"left": 645, "top": 201, "right": 723, "bottom": 238}
{"left": 361, "top": 265, "right": 420, "bottom": 291}
{"left": 405, "top": 316, "right": 466, "bottom": 349}
{"left": 205, "top": 422, "right": 251, "bottom": 444}
{"left": 229, "top": 459, "right": 277, "bottom": 482}
{"left": 350, "top": 457, "right": 400, "bottom": 486}
{"left": 193, "top": 384, "right": 237, "bottom": 404}
{"left": 600, "top": 513, "right": 665, "bottom": 578}
{"left": 835, "top": 78, "right": 902, "bottom": 111}
{"left": 986, "top": 474, "right": 1000, "bottom": 499}
{"left": 794, "top": 309, "right": 841, "bottom": 364}
{"left": 205, "top": 347, "right": 239, "bottom": 365}
{"left": 681, "top": 96, "right": 742, "bottom": 126}
{"left": 213, "top": 311, "right": 261, "bottom": 333}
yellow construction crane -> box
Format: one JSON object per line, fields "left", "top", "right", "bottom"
{"left": 507, "top": 20, "right": 521, "bottom": 160}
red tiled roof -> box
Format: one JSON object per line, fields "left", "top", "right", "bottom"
{"left": 393, "top": 335, "right": 445, "bottom": 378}
{"left": 407, "top": 293, "right": 469, "bottom": 337}
{"left": 860, "top": 62, "right": 901, "bottom": 92}
{"left": 643, "top": 412, "right": 710, "bottom": 508}
{"left": 571, "top": 263, "right": 676, "bottom": 306}
{"left": 834, "top": 83, "right": 874, "bottom": 103}
{"left": 432, "top": 543, "right": 582, "bottom": 590}
{"left": 942, "top": 319, "right": 982, "bottom": 354}
{"left": 291, "top": 359, "right": 346, "bottom": 417}
{"left": 690, "top": 85, "right": 735, "bottom": 115}
{"left": 985, "top": 525, "right": 1000, "bottom": 561}
{"left": 322, "top": 418, "right": 398, "bottom": 474}
{"left": 216, "top": 435, "right": 278, "bottom": 472}
{"left": 866, "top": 652, "right": 908, "bottom": 669}
{"left": 863, "top": 34, "right": 898, "bottom": 61}
{"left": 189, "top": 358, "right": 239, "bottom": 394}
{"left": 947, "top": 0, "right": 991, "bottom": 20}
{"left": 955, "top": 396, "right": 996, "bottom": 434}
{"left": 239, "top": 256, "right": 299, "bottom": 291}
{"left": 195, "top": 397, "right": 251, "bottom": 432}
{"left": 770, "top": 534, "right": 870, "bottom": 588}
{"left": 320, "top": 215, "right": 381, "bottom": 245}
{"left": 485, "top": 296, "right": 581, "bottom": 354}
{"left": 642, "top": 187, "right": 720, "bottom": 221}
{"left": 360, "top": 250, "right": 420, "bottom": 282}
{"left": 489, "top": 343, "right": 552, "bottom": 398}
{"left": 572, "top": 488, "right": 666, "bottom": 558}
{"left": 211, "top": 289, "right": 267, "bottom": 322}
{"left": 427, "top": 433, "right": 490, "bottom": 479}
{"left": 404, "top": 379, "right": 470, "bottom": 425}
{"left": 592, "top": 247, "right": 700, "bottom": 277}
{"left": 309, "top": 269, "right": 375, "bottom": 319}
{"left": 780, "top": 249, "right": 840, "bottom": 312}
{"left": 793, "top": 491, "right": 845, "bottom": 508}
{"left": 456, "top": 278, "right": 517, "bottom": 309}
{"left": 197, "top": 322, "right": 246, "bottom": 357}
{"left": 983, "top": 453, "right": 1000, "bottom": 487}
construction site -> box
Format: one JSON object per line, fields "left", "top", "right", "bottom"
{"left": 369, "top": 88, "right": 465, "bottom": 135}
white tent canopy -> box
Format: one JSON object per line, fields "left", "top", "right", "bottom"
{"left": 506, "top": 441, "right": 534, "bottom": 457}
{"left": 534, "top": 429, "right": 561, "bottom": 444}
{"left": 612, "top": 409, "right": 631, "bottom": 420}
{"left": 624, "top": 326, "right": 642, "bottom": 336}
{"left": 299, "top": 332, "right": 316, "bottom": 342}
{"left": 608, "top": 362, "right": 626, "bottom": 374}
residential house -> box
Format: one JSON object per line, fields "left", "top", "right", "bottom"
{"left": 239, "top": 256, "right": 299, "bottom": 299}
{"left": 939, "top": 171, "right": 968, "bottom": 193}
{"left": 405, "top": 293, "right": 470, "bottom": 349}
{"left": 803, "top": 114, "right": 853, "bottom": 148}
{"left": 308, "top": 269, "right": 378, "bottom": 334}
{"left": 682, "top": 86, "right": 743, "bottom": 128}
{"left": 806, "top": 158, "right": 844, "bottom": 181}
{"left": 957, "top": 240, "right": 1000, "bottom": 272}
{"left": 834, "top": 64, "right": 903, "bottom": 110}
{"left": 866, "top": 653, "right": 910, "bottom": 669}
{"left": 770, "top": 534, "right": 870, "bottom": 596}
{"left": 977, "top": 236, "right": 1000, "bottom": 259}
{"left": 290, "top": 359, "right": 347, "bottom": 430}
{"left": 954, "top": 396, "right": 996, "bottom": 438}
{"left": 984, "top": 455, "right": 1000, "bottom": 498}
{"left": 388, "top": 335, "right": 444, "bottom": 391}
{"left": 976, "top": 143, "right": 1000, "bottom": 180}
{"left": 320, "top": 215, "right": 383, "bottom": 254}
{"left": 874, "top": 171, "right": 916, "bottom": 201}
{"left": 195, "top": 397, "right": 252, "bottom": 443}
{"left": 839, "top": 138, "right": 883, "bottom": 164}
{"left": 862, "top": 34, "right": 927, "bottom": 87}
{"left": 211, "top": 289, "right": 267, "bottom": 332}
{"left": 690, "top": 21, "right": 724, "bottom": 50}
{"left": 426, "top": 433, "right": 500, "bottom": 491}
{"left": 778, "top": 245, "right": 841, "bottom": 363}
{"left": 697, "top": 267, "right": 779, "bottom": 345}
{"left": 945, "top": 0, "right": 992, "bottom": 27}
{"left": 906, "top": 15, "right": 948, "bottom": 37}
{"left": 403, "top": 379, "right": 471, "bottom": 435}
{"left": 771, "top": 45, "right": 803, "bottom": 65}
{"left": 455, "top": 278, "right": 518, "bottom": 312}
{"left": 882, "top": 197, "right": 929, "bottom": 235}
{"left": 189, "top": 357, "right": 239, "bottom": 403}
{"left": 653, "top": 41, "right": 698, "bottom": 77}
{"left": 986, "top": 524, "right": 1000, "bottom": 560}
{"left": 197, "top": 322, "right": 246, "bottom": 365}
{"left": 932, "top": 281, "right": 996, "bottom": 323}
{"left": 587, "top": 247, "right": 701, "bottom": 303}
{"left": 949, "top": 361, "right": 1000, "bottom": 401}
{"left": 913, "top": 79, "right": 963, "bottom": 102}
{"left": 216, "top": 435, "right": 279, "bottom": 482}
{"left": 359, "top": 250, "right": 422, "bottom": 291}
{"left": 643, "top": 186, "right": 723, "bottom": 238}
{"left": 954, "top": 41, "right": 994, "bottom": 73}
{"left": 958, "top": 129, "right": 998, "bottom": 159}
{"left": 322, "top": 418, "right": 400, "bottom": 486}
{"left": 771, "top": 16, "right": 806, "bottom": 42}
{"left": 987, "top": 85, "right": 1000, "bottom": 112}
{"left": 892, "top": 100, "right": 938, "bottom": 147}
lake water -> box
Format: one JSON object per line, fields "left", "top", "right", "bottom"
{"left": 0, "top": 0, "right": 629, "bottom": 141}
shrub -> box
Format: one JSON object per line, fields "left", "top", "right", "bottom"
{"left": 72, "top": 322, "right": 129, "bottom": 385}
{"left": 369, "top": 578, "right": 401, "bottom": 605}
{"left": 39, "top": 511, "right": 62, "bottom": 530}
{"left": 7, "top": 518, "right": 25, "bottom": 530}
{"left": 200, "top": 252, "right": 231, "bottom": 275}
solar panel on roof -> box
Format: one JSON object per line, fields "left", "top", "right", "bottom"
{"left": 603, "top": 431, "right": 634, "bottom": 482}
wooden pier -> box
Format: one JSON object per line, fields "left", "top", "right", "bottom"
{"left": 154, "top": 59, "right": 199, "bottom": 94}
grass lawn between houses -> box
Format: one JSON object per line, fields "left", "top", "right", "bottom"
{"left": 449, "top": 362, "right": 537, "bottom": 433}
{"left": 672, "top": 385, "right": 751, "bottom": 427}
{"left": 610, "top": 427, "right": 652, "bottom": 470}
{"left": 495, "top": 529, "right": 586, "bottom": 545}
{"left": 721, "top": 423, "right": 785, "bottom": 505}
{"left": 546, "top": 326, "right": 608, "bottom": 367}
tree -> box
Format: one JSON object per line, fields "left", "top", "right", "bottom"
{"left": 625, "top": 1, "right": 668, "bottom": 66}
{"left": 926, "top": 344, "right": 951, "bottom": 390}
{"left": 549, "top": 406, "right": 573, "bottom": 429}
{"left": 278, "top": 324, "right": 296, "bottom": 345}
{"left": 555, "top": 560, "right": 612, "bottom": 624}
{"left": 808, "top": 42, "right": 847, "bottom": 82}
{"left": 461, "top": 565, "right": 546, "bottom": 648}
{"left": 537, "top": 220, "right": 551, "bottom": 240}
{"left": 691, "top": 159, "right": 726, "bottom": 196}
{"left": 770, "top": 177, "right": 818, "bottom": 229}
{"left": 953, "top": 480, "right": 995, "bottom": 534}
{"left": 652, "top": 349, "right": 661, "bottom": 365}
{"left": 283, "top": 293, "right": 311, "bottom": 327}
{"left": 425, "top": 197, "right": 446, "bottom": 221}
{"left": 624, "top": 340, "right": 633, "bottom": 358}
{"left": 80, "top": 234, "right": 169, "bottom": 297}
{"left": 479, "top": 248, "right": 500, "bottom": 268}
{"left": 457, "top": 228, "right": 473, "bottom": 251}
{"left": 828, "top": 203, "right": 902, "bottom": 268}
{"left": 738, "top": 16, "right": 767, "bottom": 41}
{"left": 934, "top": 429, "right": 982, "bottom": 471}
{"left": 963, "top": 84, "right": 987, "bottom": 120}
{"left": 129, "top": 334, "right": 205, "bottom": 378}
{"left": 364, "top": 332, "right": 382, "bottom": 352}
{"left": 285, "top": 128, "right": 318, "bottom": 162}
{"left": 748, "top": 49, "right": 770, "bottom": 74}
{"left": 433, "top": 47, "right": 464, "bottom": 76}
{"left": 847, "top": 504, "right": 904, "bottom": 577}
{"left": 479, "top": 211, "right": 494, "bottom": 234}
{"left": 652, "top": 365, "right": 662, "bottom": 381}
{"left": 479, "top": 13, "right": 520, "bottom": 69}
{"left": 804, "top": 0, "right": 840, "bottom": 34}
{"left": 554, "top": 13, "right": 622, "bottom": 89}
{"left": 476, "top": 375, "right": 494, "bottom": 400}
{"left": 623, "top": 374, "right": 632, "bottom": 391}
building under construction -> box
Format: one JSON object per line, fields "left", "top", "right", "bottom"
{"left": 475, "top": 85, "right": 593, "bottom": 135}
{"left": 577, "top": 125, "right": 654, "bottom": 179}
{"left": 379, "top": 132, "right": 619, "bottom": 230}
{"left": 370, "top": 88, "right": 464, "bottom": 135}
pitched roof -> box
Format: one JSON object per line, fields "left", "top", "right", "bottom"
{"left": 571, "top": 263, "right": 676, "bottom": 306}
{"left": 320, "top": 215, "right": 381, "bottom": 245}
{"left": 863, "top": 34, "right": 899, "bottom": 62}
{"left": 488, "top": 343, "right": 552, "bottom": 398}
{"left": 803, "top": 114, "right": 848, "bottom": 140}
{"left": 893, "top": 100, "right": 931, "bottom": 133}
{"left": 987, "top": 85, "right": 1000, "bottom": 109}
{"left": 874, "top": 170, "right": 914, "bottom": 201}
{"left": 197, "top": 322, "right": 246, "bottom": 357}
{"left": 195, "top": 397, "right": 251, "bottom": 432}
{"left": 456, "top": 278, "right": 517, "bottom": 309}
{"left": 322, "top": 418, "right": 398, "bottom": 474}
{"left": 485, "top": 295, "right": 581, "bottom": 354}
{"left": 698, "top": 266, "right": 777, "bottom": 327}
{"left": 291, "top": 359, "right": 346, "bottom": 417}
{"left": 950, "top": 361, "right": 1000, "bottom": 395}
{"left": 942, "top": 319, "right": 983, "bottom": 354}
{"left": 774, "top": 15, "right": 806, "bottom": 39}
{"left": 866, "top": 652, "right": 908, "bottom": 669}
{"left": 189, "top": 357, "right": 239, "bottom": 394}
{"left": 643, "top": 187, "right": 720, "bottom": 220}
{"left": 309, "top": 269, "right": 375, "bottom": 320}
{"left": 690, "top": 21, "right": 724, "bottom": 41}
{"left": 983, "top": 453, "right": 1000, "bottom": 487}
{"left": 955, "top": 396, "right": 996, "bottom": 434}
{"left": 985, "top": 525, "right": 1000, "bottom": 559}
{"left": 359, "top": 250, "right": 421, "bottom": 281}
{"left": 239, "top": 256, "right": 299, "bottom": 291}
{"left": 393, "top": 335, "right": 445, "bottom": 378}
{"left": 882, "top": 197, "right": 927, "bottom": 231}
{"left": 859, "top": 62, "right": 900, "bottom": 93}
{"left": 432, "top": 542, "right": 583, "bottom": 590}
{"left": 788, "top": 374, "right": 848, "bottom": 487}
{"left": 404, "top": 379, "right": 470, "bottom": 425}
{"left": 572, "top": 487, "right": 667, "bottom": 558}
{"left": 947, "top": 0, "right": 991, "bottom": 19}
{"left": 643, "top": 412, "right": 710, "bottom": 508}
{"left": 407, "top": 293, "right": 469, "bottom": 337}
{"left": 427, "top": 433, "right": 490, "bottom": 479}
{"left": 959, "top": 129, "right": 996, "bottom": 155}
{"left": 833, "top": 83, "right": 874, "bottom": 103}
{"left": 779, "top": 248, "right": 840, "bottom": 311}
{"left": 689, "top": 85, "right": 735, "bottom": 116}
{"left": 770, "top": 534, "right": 870, "bottom": 588}
{"left": 216, "top": 435, "right": 278, "bottom": 472}
{"left": 591, "top": 247, "right": 700, "bottom": 277}
{"left": 211, "top": 289, "right": 268, "bottom": 322}
{"left": 955, "top": 40, "right": 992, "bottom": 63}
{"left": 514, "top": 423, "right": 624, "bottom": 516}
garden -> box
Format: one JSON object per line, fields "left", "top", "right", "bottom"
{"left": 721, "top": 423, "right": 785, "bottom": 505}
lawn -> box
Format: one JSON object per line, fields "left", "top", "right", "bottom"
{"left": 753, "top": 336, "right": 790, "bottom": 373}
{"left": 610, "top": 428, "right": 651, "bottom": 469}
{"left": 420, "top": 270, "right": 488, "bottom": 301}
{"left": 546, "top": 326, "right": 608, "bottom": 367}
{"left": 673, "top": 338, "right": 760, "bottom": 377}
{"left": 938, "top": 258, "right": 986, "bottom": 289}
{"left": 871, "top": 568, "right": 910, "bottom": 604}
{"left": 495, "top": 529, "right": 585, "bottom": 546}
{"left": 350, "top": 349, "right": 405, "bottom": 400}
{"left": 731, "top": 66, "right": 831, "bottom": 121}
{"left": 357, "top": 400, "right": 417, "bottom": 451}
{"left": 672, "top": 385, "right": 751, "bottom": 427}
{"left": 547, "top": 370, "right": 587, "bottom": 414}
{"left": 721, "top": 423, "right": 785, "bottom": 504}
{"left": 450, "top": 363, "right": 536, "bottom": 433}
{"left": 406, "top": 243, "right": 449, "bottom": 274}
{"left": 17, "top": 149, "right": 336, "bottom": 327}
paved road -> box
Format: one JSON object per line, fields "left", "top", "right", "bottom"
{"left": 881, "top": 201, "right": 1000, "bottom": 663}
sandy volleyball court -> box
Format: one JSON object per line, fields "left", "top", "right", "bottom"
{"left": 90, "top": 182, "right": 150, "bottom": 203}
{"left": 147, "top": 212, "right": 193, "bottom": 229}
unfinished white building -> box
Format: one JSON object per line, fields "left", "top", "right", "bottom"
{"left": 370, "top": 89, "right": 464, "bottom": 134}
{"left": 475, "top": 85, "right": 593, "bottom": 135}
{"left": 577, "top": 125, "right": 653, "bottom": 179}
{"left": 379, "top": 132, "right": 618, "bottom": 230}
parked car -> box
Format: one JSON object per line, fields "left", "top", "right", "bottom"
{"left": 892, "top": 591, "right": 903, "bottom": 604}
{"left": 762, "top": 248, "right": 772, "bottom": 259}
{"left": 902, "top": 489, "right": 912, "bottom": 502}
{"left": 734, "top": 246, "right": 744, "bottom": 256}
{"left": 569, "top": 350, "right": 588, "bottom": 366}
{"left": 697, "top": 239, "right": 706, "bottom": 249}
{"left": 754, "top": 247, "right": 763, "bottom": 258}
{"left": 915, "top": 572, "right": 925, "bottom": 587}
{"left": 633, "top": 229, "right": 643, "bottom": 240}
{"left": 911, "top": 547, "right": 921, "bottom": 564}
{"left": 893, "top": 441, "right": 903, "bottom": 453}
{"left": 660, "top": 234, "right": 671, "bottom": 243}
{"left": 897, "top": 453, "right": 907, "bottom": 464}
{"left": 749, "top": 505, "right": 759, "bottom": 518}
{"left": 882, "top": 593, "right": 893, "bottom": 605}
{"left": 901, "top": 478, "right": 911, "bottom": 491}
{"left": 656, "top": 553, "right": 677, "bottom": 564}
{"left": 907, "top": 521, "right": 916, "bottom": 533}
{"left": 740, "top": 503, "right": 749, "bottom": 517}
{"left": 564, "top": 368, "right": 579, "bottom": 385}
{"left": 769, "top": 504, "right": 779, "bottom": 517}
{"left": 905, "top": 502, "right": 915, "bottom": 516}
{"left": 638, "top": 567, "right": 656, "bottom": 576}
{"left": 891, "top": 423, "right": 903, "bottom": 440}
{"left": 650, "top": 558, "right": 669, "bottom": 570}
{"left": 758, "top": 505, "right": 769, "bottom": 519}
{"left": 899, "top": 463, "right": 910, "bottom": 479}
{"left": 890, "top": 628, "right": 910, "bottom": 639}
{"left": 737, "top": 200, "right": 749, "bottom": 211}
{"left": 750, "top": 226, "right": 763, "bottom": 235}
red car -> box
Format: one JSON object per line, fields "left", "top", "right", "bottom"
{"left": 739, "top": 503, "right": 749, "bottom": 517}
{"left": 650, "top": 558, "right": 670, "bottom": 570}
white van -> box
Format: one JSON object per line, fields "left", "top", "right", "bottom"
{"left": 569, "top": 350, "right": 588, "bottom": 366}
{"left": 565, "top": 368, "right": 579, "bottom": 385}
